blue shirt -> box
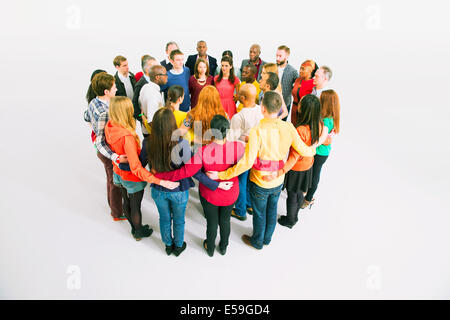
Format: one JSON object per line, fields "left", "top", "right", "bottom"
{"left": 162, "top": 67, "right": 191, "bottom": 112}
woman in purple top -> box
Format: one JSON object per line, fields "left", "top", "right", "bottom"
{"left": 188, "top": 58, "right": 214, "bottom": 109}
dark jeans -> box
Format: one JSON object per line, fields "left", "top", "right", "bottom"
{"left": 305, "top": 154, "right": 328, "bottom": 202}
{"left": 200, "top": 195, "right": 234, "bottom": 254}
{"left": 97, "top": 152, "right": 123, "bottom": 218}
{"left": 234, "top": 170, "right": 252, "bottom": 217}
{"left": 249, "top": 181, "right": 283, "bottom": 249}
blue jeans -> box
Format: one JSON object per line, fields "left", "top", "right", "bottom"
{"left": 234, "top": 170, "right": 252, "bottom": 217}
{"left": 151, "top": 188, "right": 189, "bottom": 247}
{"left": 249, "top": 181, "right": 283, "bottom": 249}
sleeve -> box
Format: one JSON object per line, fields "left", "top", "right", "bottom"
{"left": 154, "top": 151, "right": 203, "bottom": 181}
{"left": 193, "top": 170, "right": 219, "bottom": 190}
{"left": 218, "top": 127, "right": 259, "bottom": 180}
{"left": 182, "top": 114, "right": 193, "bottom": 129}
{"left": 84, "top": 109, "right": 91, "bottom": 123}
{"left": 323, "top": 117, "right": 334, "bottom": 132}
{"left": 95, "top": 114, "right": 118, "bottom": 162}
{"left": 226, "top": 113, "right": 243, "bottom": 142}
{"left": 123, "top": 135, "right": 161, "bottom": 184}
{"left": 280, "top": 147, "right": 301, "bottom": 174}
{"left": 289, "top": 123, "right": 316, "bottom": 157}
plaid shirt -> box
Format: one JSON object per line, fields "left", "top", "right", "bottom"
{"left": 85, "top": 97, "right": 118, "bottom": 162}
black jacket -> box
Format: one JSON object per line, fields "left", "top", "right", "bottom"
{"left": 132, "top": 76, "right": 149, "bottom": 121}
{"left": 160, "top": 60, "right": 173, "bottom": 72}
{"left": 114, "top": 71, "right": 136, "bottom": 97}
{"left": 185, "top": 54, "right": 217, "bottom": 77}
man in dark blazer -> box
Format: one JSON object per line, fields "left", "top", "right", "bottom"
{"left": 132, "top": 55, "right": 157, "bottom": 121}
{"left": 185, "top": 40, "right": 217, "bottom": 76}
{"left": 113, "top": 55, "right": 136, "bottom": 99}
{"left": 160, "top": 41, "right": 179, "bottom": 72}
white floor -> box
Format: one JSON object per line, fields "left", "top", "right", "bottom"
{"left": 1, "top": 0, "right": 450, "bottom": 299}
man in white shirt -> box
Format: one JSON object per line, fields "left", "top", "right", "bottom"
{"left": 138, "top": 65, "right": 168, "bottom": 136}
{"left": 113, "top": 55, "right": 136, "bottom": 99}
{"left": 312, "top": 66, "right": 332, "bottom": 98}
{"left": 227, "top": 84, "right": 262, "bottom": 221}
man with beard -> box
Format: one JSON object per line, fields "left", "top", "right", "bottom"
{"left": 275, "top": 45, "right": 298, "bottom": 121}
{"left": 239, "top": 44, "right": 266, "bottom": 81}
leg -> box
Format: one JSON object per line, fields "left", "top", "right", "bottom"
{"left": 119, "top": 186, "right": 133, "bottom": 229}
{"left": 128, "top": 189, "right": 144, "bottom": 230}
{"left": 200, "top": 195, "right": 218, "bottom": 255}
{"left": 97, "top": 152, "right": 123, "bottom": 218}
{"left": 170, "top": 191, "right": 189, "bottom": 248}
{"left": 305, "top": 155, "right": 328, "bottom": 202}
{"left": 249, "top": 182, "right": 269, "bottom": 249}
{"left": 234, "top": 170, "right": 249, "bottom": 218}
{"left": 263, "top": 184, "right": 283, "bottom": 245}
{"left": 285, "top": 190, "right": 300, "bottom": 226}
{"left": 151, "top": 188, "right": 173, "bottom": 246}
{"left": 218, "top": 203, "right": 233, "bottom": 251}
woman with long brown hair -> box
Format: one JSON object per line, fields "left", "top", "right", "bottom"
{"left": 104, "top": 97, "right": 179, "bottom": 240}
{"left": 178, "top": 85, "right": 227, "bottom": 145}
{"left": 145, "top": 108, "right": 226, "bottom": 256}
{"left": 290, "top": 60, "right": 317, "bottom": 125}
{"left": 214, "top": 55, "right": 240, "bottom": 119}
{"left": 302, "top": 89, "right": 340, "bottom": 209}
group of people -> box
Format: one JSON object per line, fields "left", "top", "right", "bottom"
{"left": 83, "top": 40, "right": 341, "bottom": 257}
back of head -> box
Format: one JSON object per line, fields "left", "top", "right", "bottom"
{"left": 109, "top": 96, "right": 139, "bottom": 144}
{"left": 141, "top": 55, "right": 155, "bottom": 71}
{"left": 167, "top": 85, "right": 185, "bottom": 110}
{"left": 239, "top": 83, "right": 257, "bottom": 101}
{"left": 92, "top": 72, "right": 114, "bottom": 97}
{"left": 263, "top": 63, "right": 278, "bottom": 75}
{"left": 320, "top": 65, "right": 332, "bottom": 81}
{"left": 209, "top": 114, "right": 230, "bottom": 141}
{"left": 262, "top": 91, "right": 282, "bottom": 114}
{"left": 266, "top": 72, "right": 279, "bottom": 90}
{"left": 320, "top": 89, "right": 340, "bottom": 133}
{"left": 87, "top": 69, "right": 107, "bottom": 103}
{"left": 222, "top": 50, "right": 233, "bottom": 58}
{"left": 298, "top": 94, "right": 321, "bottom": 144}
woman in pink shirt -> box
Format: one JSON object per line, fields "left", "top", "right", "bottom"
{"left": 214, "top": 56, "right": 240, "bottom": 119}
{"left": 153, "top": 115, "right": 245, "bottom": 257}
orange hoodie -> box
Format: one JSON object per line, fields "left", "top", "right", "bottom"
{"left": 105, "top": 121, "right": 161, "bottom": 184}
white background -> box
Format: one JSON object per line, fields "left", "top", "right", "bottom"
{"left": 0, "top": 0, "right": 449, "bottom": 299}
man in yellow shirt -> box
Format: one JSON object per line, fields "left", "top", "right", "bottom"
{"left": 207, "top": 92, "right": 315, "bottom": 249}
{"left": 236, "top": 64, "right": 261, "bottom": 113}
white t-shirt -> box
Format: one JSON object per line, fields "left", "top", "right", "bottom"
{"left": 139, "top": 81, "right": 165, "bottom": 134}
{"left": 278, "top": 65, "right": 286, "bottom": 83}
{"left": 118, "top": 72, "right": 134, "bottom": 99}
{"left": 227, "top": 104, "right": 263, "bottom": 142}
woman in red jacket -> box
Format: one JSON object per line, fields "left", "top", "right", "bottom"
{"left": 290, "top": 60, "right": 316, "bottom": 125}
{"left": 105, "top": 96, "right": 179, "bottom": 240}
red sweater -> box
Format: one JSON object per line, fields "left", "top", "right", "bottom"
{"left": 105, "top": 121, "right": 161, "bottom": 184}
{"left": 154, "top": 141, "right": 245, "bottom": 206}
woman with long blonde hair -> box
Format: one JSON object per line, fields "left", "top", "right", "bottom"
{"left": 260, "top": 63, "right": 289, "bottom": 119}
{"left": 178, "top": 85, "right": 227, "bottom": 145}
{"left": 302, "top": 89, "right": 340, "bottom": 209}
{"left": 105, "top": 96, "right": 179, "bottom": 240}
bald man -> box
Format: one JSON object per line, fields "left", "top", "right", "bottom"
{"left": 240, "top": 44, "right": 266, "bottom": 82}
{"left": 227, "top": 83, "right": 263, "bottom": 221}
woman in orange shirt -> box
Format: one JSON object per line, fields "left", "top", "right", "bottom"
{"left": 105, "top": 97, "right": 179, "bottom": 240}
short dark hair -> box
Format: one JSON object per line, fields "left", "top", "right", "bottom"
{"left": 210, "top": 114, "right": 230, "bottom": 140}
{"left": 222, "top": 50, "right": 233, "bottom": 58}
{"left": 169, "top": 49, "right": 183, "bottom": 61}
{"left": 244, "top": 63, "right": 257, "bottom": 75}
{"left": 149, "top": 65, "right": 166, "bottom": 82}
{"left": 266, "top": 72, "right": 279, "bottom": 90}
{"left": 262, "top": 91, "right": 282, "bottom": 114}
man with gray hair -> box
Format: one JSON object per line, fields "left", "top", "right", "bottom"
{"left": 133, "top": 55, "right": 157, "bottom": 121}
{"left": 240, "top": 44, "right": 266, "bottom": 81}
{"left": 312, "top": 66, "right": 332, "bottom": 97}
{"left": 161, "top": 41, "right": 179, "bottom": 72}
{"left": 138, "top": 65, "right": 168, "bottom": 136}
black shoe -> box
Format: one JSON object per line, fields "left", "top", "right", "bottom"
{"left": 173, "top": 242, "right": 187, "bottom": 257}
{"left": 246, "top": 207, "right": 253, "bottom": 215}
{"left": 165, "top": 244, "right": 174, "bottom": 256}
{"left": 133, "top": 226, "right": 153, "bottom": 240}
{"left": 231, "top": 209, "right": 247, "bottom": 221}
{"left": 277, "top": 216, "right": 294, "bottom": 229}
{"left": 218, "top": 246, "right": 227, "bottom": 255}
{"left": 203, "top": 240, "right": 214, "bottom": 257}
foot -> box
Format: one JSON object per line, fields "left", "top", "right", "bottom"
{"left": 133, "top": 226, "right": 153, "bottom": 241}
{"left": 111, "top": 214, "right": 127, "bottom": 221}
{"left": 277, "top": 216, "right": 294, "bottom": 229}
{"left": 246, "top": 207, "right": 253, "bottom": 215}
{"left": 241, "top": 234, "right": 261, "bottom": 250}
{"left": 231, "top": 209, "right": 247, "bottom": 221}
{"left": 165, "top": 244, "right": 174, "bottom": 256}
{"left": 218, "top": 246, "right": 227, "bottom": 255}
{"left": 203, "top": 240, "right": 214, "bottom": 257}
{"left": 173, "top": 242, "right": 187, "bottom": 257}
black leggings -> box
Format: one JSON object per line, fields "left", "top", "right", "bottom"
{"left": 200, "top": 195, "right": 234, "bottom": 254}
{"left": 120, "top": 187, "right": 145, "bottom": 231}
{"left": 305, "top": 154, "right": 328, "bottom": 202}
{"left": 286, "top": 191, "right": 304, "bottom": 224}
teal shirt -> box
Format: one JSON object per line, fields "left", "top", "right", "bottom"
{"left": 316, "top": 117, "right": 334, "bottom": 156}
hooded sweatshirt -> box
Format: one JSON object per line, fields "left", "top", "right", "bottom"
{"left": 105, "top": 121, "right": 161, "bottom": 184}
